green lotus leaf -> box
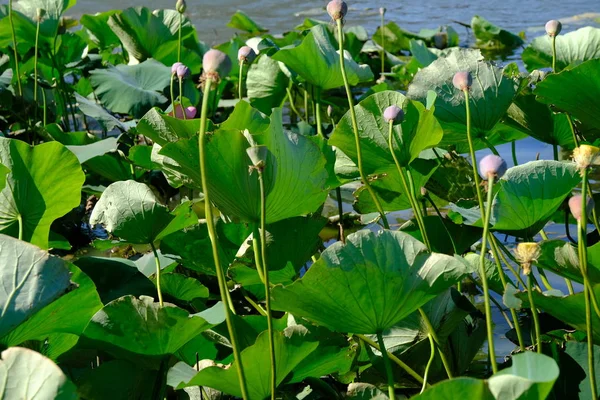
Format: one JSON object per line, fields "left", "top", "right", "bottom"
{"left": 536, "top": 240, "right": 600, "bottom": 285}
{"left": 247, "top": 54, "right": 289, "bottom": 115}
{"left": 227, "top": 10, "right": 267, "bottom": 35}
{"left": 14, "top": 0, "right": 75, "bottom": 44}
{"left": 80, "top": 10, "right": 122, "bottom": 50}
{"left": 271, "top": 24, "right": 373, "bottom": 90}
{"left": 0, "top": 347, "right": 78, "bottom": 400}
{"left": 407, "top": 48, "right": 519, "bottom": 153}
{"left": 402, "top": 216, "right": 483, "bottom": 256}
{"left": 414, "top": 352, "right": 559, "bottom": 400}
{"left": 137, "top": 107, "right": 202, "bottom": 146}
{"left": 167, "top": 329, "right": 319, "bottom": 400}
{"left": 89, "top": 180, "right": 197, "bottom": 244}
{"left": 373, "top": 21, "right": 429, "bottom": 53}
{"left": 471, "top": 15, "right": 524, "bottom": 50}
{"left": 0, "top": 7, "right": 38, "bottom": 51}
{"left": 89, "top": 59, "right": 171, "bottom": 118}
{"left": 150, "top": 273, "right": 209, "bottom": 302}
{"left": 0, "top": 138, "right": 85, "bottom": 248}
{"left": 74, "top": 93, "right": 128, "bottom": 132}
{"left": 347, "top": 383, "right": 389, "bottom": 400}
{"left": 522, "top": 27, "right": 600, "bottom": 71}
{"left": 67, "top": 137, "right": 119, "bottom": 164}
{"left": 329, "top": 91, "right": 443, "bottom": 173}
{"left": 271, "top": 230, "right": 469, "bottom": 334}
{"left": 0, "top": 235, "right": 71, "bottom": 338}
{"left": 534, "top": 59, "right": 600, "bottom": 131}
{"left": 83, "top": 295, "right": 225, "bottom": 356}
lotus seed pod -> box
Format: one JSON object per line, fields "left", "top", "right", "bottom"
{"left": 569, "top": 195, "right": 595, "bottom": 221}
{"left": 479, "top": 154, "right": 507, "bottom": 179}
{"left": 572, "top": 144, "right": 600, "bottom": 171}
{"left": 545, "top": 20, "right": 562, "bottom": 37}
{"left": 515, "top": 242, "right": 541, "bottom": 275}
{"left": 383, "top": 105, "right": 404, "bottom": 125}
{"left": 238, "top": 46, "right": 256, "bottom": 64}
{"left": 327, "top": 0, "right": 347, "bottom": 21}
{"left": 203, "top": 49, "right": 232, "bottom": 80}
{"left": 452, "top": 71, "right": 472, "bottom": 91}
{"left": 36, "top": 8, "right": 46, "bottom": 21}
{"left": 379, "top": 7, "right": 386, "bottom": 16}
{"left": 433, "top": 32, "right": 448, "bottom": 49}
{"left": 176, "top": 64, "right": 190, "bottom": 79}
{"left": 247, "top": 145, "right": 269, "bottom": 168}
{"left": 171, "top": 62, "right": 183, "bottom": 75}
{"left": 176, "top": 0, "right": 187, "bottom": 14}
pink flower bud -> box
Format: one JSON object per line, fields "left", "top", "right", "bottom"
{"left": 176, "top": 64, "right": 190, "bottom": 79}
{"left": 171, "top": 62, "right": 183, "bottom": 75}
{"left": 203, "top": 49, "right": 232, "bottom": 79}
{"left": 238, "top": 46, "right": 256, "bottom": 64}
{"left": 569, "top": 195, "right": 595, "bottom": 221}
{"left": 383, "top": 105, "right": 404, "bottom": 125}
{"left": 327, "top": 0, "right": 347, "bottom": 21}
{"left": 379, "top": 7, "right": 386, "bottom": 16}
{"left": 479, "top": 155, "right": 507, "bottom": 179}
{"left": 545, "top": 20, "right": 562, "bottom": 37}
{"left": 452, "top": 71, "right": 472, "bottom": 91}
{"left": 169, "top": 105, "right": 196, "bottom": 119}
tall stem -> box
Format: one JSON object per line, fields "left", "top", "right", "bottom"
{"left": 553, "top": 143, "right": 559, "bottom": 161}
{"left": 585, "top": 283, "right": 599, "bottom": 400}
{"left": 314, "top": 87, "right": 324, "bottom": 139}
{"left": 34, "top": 16, "right": 41, "bottom": 119}
{"left": 257, "top": 169, "right": 277, "bottom": 400}
{"left": 380, "top": 12, "right": 385, "bottom": 78}
{"left": 376, "top": 331, "right": 396, "bottom": 400}
{"left": 566, "top": 114, "right": 579, "bottom": 148}
{"left": 150, "top": 242, "right": 163, "bottom": 307}
{"left": 8, "top": 0, "right": 22, "bottom": 96}
{"left": 179, "top": 77, "right": 186, "bottom": 120}
{"left": 418, "top": 308, "right": 453, "bottom": 378}
{"left": 581, "top": 169, "right": 600, "bottom": 319}
{"left": 41, "top": 86, "right": 47, "bottom": 126}
{"left": 238, "top": 60, "right": 244, "bottom": 100}
{"left": 177, "top": 12, "right": 182, "bottom": 62}
{"left": 421, "top": 334, "right": 435, "bottom": 394}
{"left": 336, "top": 19, "right": 389, "bottom": 229}
{"left": 526, "top": 273, "right": 542, "bottom": 353}
{"left": 17, "top": 213, "right": 23, "bottom": 241}
{"left": 480, "top": 177, "right": 498, "bottom": 373}
{"left": 511, "top": 140, "right": 518, "bottom": 166}
{"left": 170, "top": 74, "right": 176, "bottom": 111}
{"left": 336, "top": 187, "right": 345, "bottom": 243}
{"left": 406, "top": 169, "right": 431, "bottom": 249}
{"left": 551, "top": 36, "right": 557, "bottom": 73}
{"left": 198, "top": 77, "right": 249, "bottom": 400}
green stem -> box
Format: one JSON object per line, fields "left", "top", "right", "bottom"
{"left": 418, "top": 308, "right": 453, "bottom": 378}
{"left": 337, "top": 19, "right": 389, "bottom": 229}
{"left": 551, "top": 35, "right": 557, "bottom": 73}
{"left": 553, "top": 143, "right": 559, "bottom": 161}
{"left": 304, "top": 89, "right": 309, "bottom": 122}
{"left": 380, "top": 12, "right": 385, "bottom": 78}
{"left": 8, "top": 0, "right": 22, "bottom": 96}
{"left": 355, "top": 334, "right": 425, "bottom": 385}
{"left": 566, "top": 113, "right": 579, "bottom": 147}
{"left": 179, "top": 77, "right": 186, "bottom": 120}
{"left": 17, "top": 213, "right": 23, "bottom": 241}
{"left": 244, "top": 294, "right": 267, "bottom": 316}
{"left": 481, "top": 136, "right": 500, "bottom": 156}
{"left": 314, "top": 87, "right": 324, "bottom": 138}
{"left": 406, "top": 169, "right": 431, "bottom": 249}
{"left": 526, "top": 273, "right": 542, "bottom": 353}
{"left": 376, "top": 331, "right": 396, "bottom": 400}
{"left": 238, "top": 60, "right": 244, "bottom": 100}
{"left": 252, "top": 232, "right": 266, "bottom": 284}
{"left": 585, "top": 181, "right": 600, "bottom": 236}
{"left": 421, "top": 334, "right": 435, "bottom": 394}
{"left": 198, "top": 76, "right": 249, "bottom": 400}
{"left": 170, "top": 74, "right": 176, "bottom": 110}
{"left": 336, "top": 187, "right": 345, "bottom": 243}
{"left": 41, "top": 86, "right": 47, "bottom": 126}
{"left": 585, "top": 283, "right": 599, "bottom": 400}
{"left": 464, "top": 90, "right": 485, "bottom": 213}
{"left": 257, "top": 169, "right": 277, "bottom": 400}
{"left": 34, "top": 16, "right": 41, "bottom": 120}
{"left": 177, "top": 12, "right": 182, "bottom": 62}
{"left": 491, "top": 235, "right": 527, "bottom": 288}
{"left": 285, "top": 87, "right": 304, "bottom": 122}
{"left": 581, "top": 169, "right": 600, "bottom": 319}
{"left": 511, "top": 140, "right": 518, "bottom": 166}
{"left": 480, "top": 177, "right": 498, "bottom": 373}
{"left": 536, "top": 267, "right": 554, "bottom": 291}
{"left": 150, "top": 242, "right": 163, "bottom": 307}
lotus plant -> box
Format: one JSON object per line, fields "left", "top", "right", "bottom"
{"left": 379, "top": 7, "right": 386, "bottom": 82}
{"left": 238, "top": 45, "right": 257, "bottom": 100}
{"left": 176, "top": 0, "right": 186, "bottom": 61}
{"left": 545, "top": 19, "right": 562, "bottom": 72}
{"left": 515, "top": 242, "right": 542, "bottom": 353}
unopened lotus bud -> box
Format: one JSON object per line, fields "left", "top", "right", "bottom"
{"left": 379, "top": 7, "right": 386, "bottom": 16}
{"left": 202, "top": 49, "right": 232, "bottom": 81}
{"left": 169, "top": 105, "right": 197, "bottom": 119}
{"left": 515, "top": 242, "right": 541, "bottom": 275}
{"left": 452, "top": 71, "right": 472, "bottom": 91}
{"left": 171, "top": 62, "right": 183, "bottom": 75}
{"left": 569, "top": 195, "right": 595, "bottom": 222}
{"left": 479, "top": 155, "right": 507, "bottom": 180}
{"left": 327, "top": 0, "right": 347, "bottom": 21}
{"left": 36, "top": 8, "right": 45, "bottom": 22}
{"left": 176, "top": 0, "right": 187, "bottom": 14}
{"left": 433, "top": 32, "right": 448, "bottom": 49}
{"left": 327, "top": 105, "right": 334, "bottom": 118}
{"left": 247, "top": 145, "right": 268, "bottom": 169}
{"left": 383, "top": 105, "right": 404, "bottom": 125}
{"left": 176, "top": 64, "right": 190, "bottom": 79}
{"left": 238, "top": 46, "right": 256, "bottom": 64}
{"left": 545, "top": 20, "right": 562, "bottom": 37}
{"left": 420, "top": 187, "right": 428, "bottom": 197}
{"left": 572, "top": 144, "right": 600, "bottom": 172}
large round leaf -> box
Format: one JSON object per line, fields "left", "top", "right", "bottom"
{"left": 89, "top": 59, "right": 171, "bottom": 118}
{"left": 89, "top": 181, "right": 197, "bottom": 244}
{"left": 534, "top": 59, "right": 600, "bottom": 131}
{"left": 522, "top": 27, "right": 600, "bottom": 71}
{"left": 0, "top": 138, "right": 84, "bottom": 249}
{"left": 407, "top": 48, "right": 519, "bottom": 153}
{"left": 470, "top": 15, "right": 523, "bottom": 50}
{"left": 0, "top": 347, "right": 77, "bottom": 400}
{"left": 271, "top": 24, "right": 373, "bottom": 90}
{"left": 271, "top": 229, "right": 469, "bottom": 334}
{"left": 247, "top": 54, "right": 289, "bottom": 115}
{"left": 0, "top": 235, "right": 71, "bottom": 338}
{"left": 83, "top": 295, "right": 225, "bottom": 356}
{"left": 329, "top": 90, "right": 443, "bottom": 173}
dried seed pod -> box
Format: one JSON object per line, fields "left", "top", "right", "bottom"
{"left": 515, "top": 242, "right": 541, "bottom": 275}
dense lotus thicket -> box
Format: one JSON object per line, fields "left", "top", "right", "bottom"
{"left": 1, "top": 0, "right": 600, "bottom": 398}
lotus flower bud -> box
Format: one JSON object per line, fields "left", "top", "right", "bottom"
{"left": 247, "top": 145, "right": 268, "bottom": 169}
{"left": 169, "top": 105, "right": 196, "bottom": 119}
{"left": 545, "top": 20, "right": 562, "bottom": 37}
{"left": 36, "top": 8, "right": 45, "bottom": 22}
{"left": 379, "top": 7, "right": 386, "bottom": 16}
{"left": 420, "top": 187, "right": 428, "bottom": 197}
{"left": 202, "top": 49, "right": 232, "bottom": 81}
{"left": 569, "top": 195, "right": 595, "bottom": 222}
{"left": 176, "top": 64, "right": 190, "bottom": 79}
{"left": 176, "top": 0, "right": 187, "bottom": 14}
{"left": 515, "top": 242, "right": 541, "bottom": 275}
{"left": 572, "top": 144, "right": 600, "bottom": 172}
{"left": 479, "top": 155, "right": 507, "bottom": 180}
{"left": 452, "top": 71, "right": 472, "bottom": 91}
{"left": 171, "top": 62, "right": 183, "bottom": 75}
{"left": 327, "top": 0, "right": 347, "bottom": 21}
{"left": 383, "top": 105, "right": 404, "bottom": 125}
{"left": 327, "top": 105, "right": 334, "bottom": 118}
{"left": 433, "top": 32, "right": 448, "bottom": 50}
{"left": 238, "top": 46, "right": 256, "bottom": 64}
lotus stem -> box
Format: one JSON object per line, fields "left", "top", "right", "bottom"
{"left": 387, "top": 120, "right": 430, "bottom": 248}
{"left": 314, "top": 87, "right": 324, "bottom": 139}
{"left": 585, "top": 283, "right": 598, "bottom": 400}
{"left": 566, "top": 114, "right": 580, "bottom": 148}
{"left": 551, "top": 35, "right": 557, "bottom": 73}
{"left": 585, "top": 182, "right": 600, "bottom": 235}
{"left": 150, "top": 242, "right": 164, "bottom": 307}
{"left": 418, "top": 308, "right": 453, "bottom": 378}
{"left": 480, "top": 176, "right": 498, "bottom": 373}
{"left": 34, "top": 14, "right": 41, "bottom": 120}
{"left": 17, "top": 213, "right": 23, "bottom": 241}
{"left": 421, "top": 334, "right": 435, "bottom": 394}
{"left": 41, "top": 85, "right": 47, "bottom": 126}
{"left": 252, "top": 232, "right": 266, "bottom": 284}
{"left": 170, "top": 74, "right": 176, "bottom": 110}
{"left": 304, "top": 89, "right": 309, "bottom": 122}
{"left": 376, "top": 331, "right": 396, "bottom": 400}
{"left": 581, "top": 169, "right": 600, "bottom": 318}
{"left": 178, "top": 12, "right": 183, "bottom": 62}
{"left": 238, "top": 60, "right": 244, "bottom": 100}
{"left": 511, "top": 140, "right": 518, "bottom": 166}
{"left": 285, "top": 87, "right": 304, "bottom": 122}
{"left": 179, "top": 77, "right": 186, "bottom": 120}
{"left": 336, "top": 18, "right": 389, "bottom": 229}
{"left": 406, "top": 169, "right": 431, "bottom": 248}
{"left": 553, "top": 143, "right": 559, "bottom": 161}
{"left": 380, "top": 10, "right": 385, "bottom": 79}
{"left": 490, "top": 236, "right": 527, "bottom": 288}
{"left": 355, "top": 334, "right": 425, "bottom": 385}
{"left": 8, "top": 0, "right": 22, "bottom": 97}
{"left": 244, "top": 293, "right": 267, "bottom": 316}
{"left": 198, "top": 76, "right": 249, "bottom": 400}
{"left": 481, "top": 137, "right": 500, "bottom": 156}
{"left": 336, "top": 187, "right": 345, "bottom": 243}
{"left": 526, "top": 273, "right": 542, "bottom": 353}
{"left": 463, "top": 89, "right": 484, "bottom": 212}
{"left": 257, "top": 167, "right": 277, "bottom": 400}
